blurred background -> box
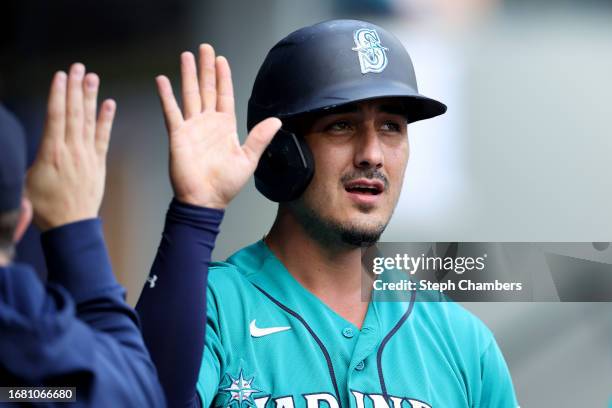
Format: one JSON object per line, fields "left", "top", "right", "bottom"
{"left": 2, "top": 0, "right": 611, "bottom": 405}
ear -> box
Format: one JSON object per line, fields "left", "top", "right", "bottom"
{"left": 13, "top": 197, "right": 33, "bottom": 244}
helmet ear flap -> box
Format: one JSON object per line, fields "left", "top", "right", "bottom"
{"left": 254, "top": 128, "right": 314, "bottom": 202}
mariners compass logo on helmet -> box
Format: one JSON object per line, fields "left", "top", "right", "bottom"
{"left": 352, "top": 28, "right": 389, "bottom": 74}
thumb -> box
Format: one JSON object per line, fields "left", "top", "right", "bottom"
{"left": 242, "top": 117, "right": 282, "bottom": 164}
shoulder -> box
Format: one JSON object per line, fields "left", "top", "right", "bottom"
{"left": 206, "top": 241, "right": 270, "bottom": 311}
{"left": 207, "top": 261, "right": 249, "bottom": 294}
{"left": 208, "top": 240, "right": 269, "bottom": 287}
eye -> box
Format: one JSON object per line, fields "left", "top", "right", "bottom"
{"left": 325, "top": 120, "right": 353, "bottom": 132}
{"left": 381, "top": 121, "right": 402, "bottom": 132}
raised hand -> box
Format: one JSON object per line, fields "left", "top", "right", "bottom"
{"left": 156, "top": 44, "right": 281, "bottom": 209}
{"left": 26, "top": 63, "right": 116, "bottom": 231}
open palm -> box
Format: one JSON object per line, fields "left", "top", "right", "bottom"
{"left": 157, "top": 44, "right": 281, "bottom": 209}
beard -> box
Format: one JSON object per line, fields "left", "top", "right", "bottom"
{"left": 289, "top": 197, "right": 388, "bottom": 248}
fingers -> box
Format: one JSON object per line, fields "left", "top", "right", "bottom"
{"left": 172, "top": 45, "right": 233, "bottom": 116}
{"left": 198, "top": 44, "right": 217, "bottom": 111}
{"left": 180, "top": 52, "right": 202, "bottom": 118}
{"left": 156, "top": 75, "right": 184, "bottom": 132}
{"left": 83, "top": 73, "right": 99, "bottom": 142}
{"left": 242, "top": 117, "right": 282, "bottom": 164}
{"left": 42, "top": 71, "right": 67, "bottom": 148}
{"left": 43, "top": 65, "right": 110, "bottom": 157}
{"left": 65, "top": 63, "right": 85, "bottom": 145}
{"left": 216, "top": 56, "right": 235, "bottom": 115}
{"left": 95, "top": 99, "right": 116, "bottom": 157}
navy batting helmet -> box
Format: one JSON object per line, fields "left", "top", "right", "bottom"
{"left": 249, "top": 19, "right": 447, "bottom": 202}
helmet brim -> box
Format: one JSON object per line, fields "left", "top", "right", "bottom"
{"left": 271, "top": 80, "right": 447, "bottom": 125}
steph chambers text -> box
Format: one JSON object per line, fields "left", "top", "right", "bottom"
{"left": 373, "top": 279, "right": 523, "bottom": 292}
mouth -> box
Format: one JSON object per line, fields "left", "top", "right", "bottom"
{"left": 344, "top": 179, "right": 384, "bottom": 195}
{"left": 344, "top": 178, "right": 384, "bottom": 205}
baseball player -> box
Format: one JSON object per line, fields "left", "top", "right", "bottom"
{"left": 137, "top": 19, "right": 518, "bottom": 408}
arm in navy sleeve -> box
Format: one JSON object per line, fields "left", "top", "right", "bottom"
{"left": 39, "top": 218, "right": 166, "bottom": 407}
{"left": 0, "top": 218, "right": 167, "bottom": 405}
{"left": 136, "top": 198, "right": 224, "bottom": 408}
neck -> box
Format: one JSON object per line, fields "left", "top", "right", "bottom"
{"left": 265, "top": 206, "right": 373, "bottom": 328}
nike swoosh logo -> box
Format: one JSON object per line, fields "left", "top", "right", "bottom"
{"left": 249, "top": 319, "right": 291, "bottom": 337}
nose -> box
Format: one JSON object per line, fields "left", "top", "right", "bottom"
{"left": 353, "top": 123, "right": 383, "bottom": 169}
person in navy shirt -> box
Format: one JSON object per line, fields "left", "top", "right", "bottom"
{"left": 0, "top": 64, "right": 165, "bottom": 407}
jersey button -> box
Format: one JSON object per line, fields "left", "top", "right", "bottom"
{"left": 355, "top": 361, "right": 365, "bottom": 371}
{"left": 342, "top": 327, "right": 354, "bottom": 338}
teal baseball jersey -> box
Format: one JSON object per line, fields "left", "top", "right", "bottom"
{"left": 196, "top": 240, "right": 518, "bottom": 408}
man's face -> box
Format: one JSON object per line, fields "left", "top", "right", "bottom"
{"left": 289, "top": 98, "right": 409, "bottom": 247}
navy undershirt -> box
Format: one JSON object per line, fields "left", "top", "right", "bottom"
{"left": 136, "top": 199, "right": 224, "bottom": 407}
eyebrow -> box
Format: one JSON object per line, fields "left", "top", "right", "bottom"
{"left": 320, "top": 104, "right": 360, "bottom": 115}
